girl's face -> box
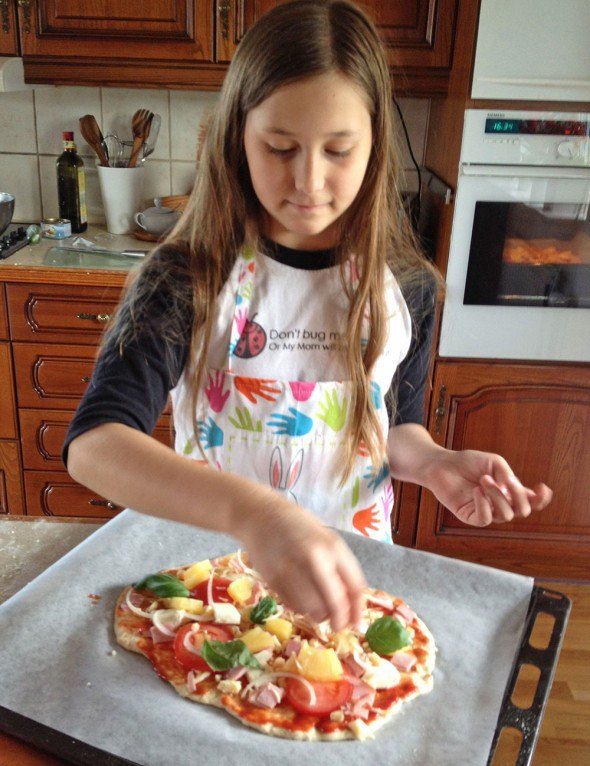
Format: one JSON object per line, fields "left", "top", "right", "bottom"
{"left": 244, "top": 72, "right": 373, "bottom": 251}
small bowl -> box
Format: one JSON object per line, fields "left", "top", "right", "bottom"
{"left": 0, "top": 192, "right": 15, "bottom": 236}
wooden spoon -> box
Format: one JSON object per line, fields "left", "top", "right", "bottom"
{"left": 79, "top": 114, "right": 109, "bottom": 167}
{"left": 128, "top": 109, "right": 154, "bottom": 168}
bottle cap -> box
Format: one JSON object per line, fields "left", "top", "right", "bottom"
{"left": 62, "top": 131, "right": 74, "bottom": 141}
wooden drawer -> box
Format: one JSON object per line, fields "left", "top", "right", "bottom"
{"left": 13, "top": 343, "right": 98, "bottom": 409}
{"left": 0, "top": 284, "right": 7, "bottom": 340}
{"left": 0, "top": 441, "right": 25, "bottom": 516}
{"left": 24, "top": 471, "right": 123, "bottom": 520}
{"left": 7, "top": 283, "right": 122, "bottom": 344}
{"left": 20, "top": 409, "right": 174, "bottom": 470}
{"left": 0, "top": 342, "right": 17, "bottom": 439}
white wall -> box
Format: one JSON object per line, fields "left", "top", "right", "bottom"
{"left": 0, "top": 85, "right": 429, "bottom": 223}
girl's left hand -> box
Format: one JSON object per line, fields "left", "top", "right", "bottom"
{"left": 425, "top": 449, "right": 553, "bottom": 527}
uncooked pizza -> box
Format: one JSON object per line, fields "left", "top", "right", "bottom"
{"left": 114, "top": 551, "right": 436, "bottom": 741}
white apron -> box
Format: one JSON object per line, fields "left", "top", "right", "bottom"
{"left": 171, "top": 247, "right": 411, "bottom": 543}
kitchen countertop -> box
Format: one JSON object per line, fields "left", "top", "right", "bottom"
{"left": 0, "top": 224, "right": 152, "bottom": 273}
{"left": 0, "top": 518, "right": 100, "bottom": 606}
{"left": 0, "top": 518, "right": 100, "bottom": 765}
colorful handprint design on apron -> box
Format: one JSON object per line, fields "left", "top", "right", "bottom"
{"left": 173, "top": 248, "right": 396, "bottom": 543}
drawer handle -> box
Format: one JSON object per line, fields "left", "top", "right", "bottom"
{"left": 88, "top": 498, "right": 118, "bottom": 510}
{"left": 434, "top": 385, "right": 447, "bottom": 436}
{"left": 76, "top": 312, "right": 112, "bottom": 323}
{"left": 81, "top": 375, "right": 90, "bottom": 383}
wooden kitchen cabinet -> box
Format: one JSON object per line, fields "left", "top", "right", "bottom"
{"left": 8, "top": 0, "right": 458, "bottom": 96}
{"left": 1, "top": 276, "right": 174, "bottom": 520}
{"left": 0, "top": 0, "right": 18, "bottom": 55}
{"left": 416, "top": 360, "right": 590, "bottom": 579}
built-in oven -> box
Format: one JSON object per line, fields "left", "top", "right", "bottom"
{"left": 440, "top": 109, "right": 590, "bottom": 362}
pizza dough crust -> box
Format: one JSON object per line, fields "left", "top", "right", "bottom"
{"left": 114, "top": 552, "right": 436, "bottom": 741}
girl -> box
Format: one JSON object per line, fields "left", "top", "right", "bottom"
{"left": 65, "top": 0, "right": 551, "bottom": 631}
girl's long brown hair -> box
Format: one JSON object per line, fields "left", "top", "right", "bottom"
{"left": 112, "top": 0, "right": 439, "bottom": 482}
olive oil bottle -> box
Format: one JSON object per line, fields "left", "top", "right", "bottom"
{"left": 56, "top": 131, "right": 87, "bottom": 233}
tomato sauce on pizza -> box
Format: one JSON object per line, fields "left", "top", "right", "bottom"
{"left": 114, "top": 551, "right": 436, "bottom": 741}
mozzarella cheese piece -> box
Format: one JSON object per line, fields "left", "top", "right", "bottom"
{"left": 217, "top": 679, "right": 242, "bottom": 695}
{"left": 211, "top": 602, "right": 242, "bottom": 625}
{"left": 361, "top": 657, "right": 401, "bottom": 689}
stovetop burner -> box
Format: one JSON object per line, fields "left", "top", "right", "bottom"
{"left": 0, "top": 223, "right": 30, "bottom": 260}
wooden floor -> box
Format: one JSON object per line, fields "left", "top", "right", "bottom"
{"left": 1, "top": 581, "right": 588, "bottom": 766}
{"left": 492, "top": 581, "right": 590, "bottom": 765}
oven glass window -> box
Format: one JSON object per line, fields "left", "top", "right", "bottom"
{"left": 464, "top": 201, "right": 590, "bottom": 308}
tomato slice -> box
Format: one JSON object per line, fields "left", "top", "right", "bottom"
{"left": 190, "top": 576, "right": 232, "bottom": 605}
{"left": 285, "top": 677, "right": 354, "bottom": 717}
{"left": 173, "top": 623, "right": 234, "bottom": 671}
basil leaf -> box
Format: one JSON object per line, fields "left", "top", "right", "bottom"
{"left": 250, "top": 596, "right": 278, "bottom": 624}
{"left": 201, "top": 639, "right": 262, "bottom": 671}
{"left": 133, "top": 573, "right": 189, "bottom": 598}
{"left": 366, "top": 616, "right": 411, "bottom": 655}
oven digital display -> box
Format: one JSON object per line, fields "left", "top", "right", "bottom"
{"left": 485, "top": 118, "right": 588, "bottom": 136}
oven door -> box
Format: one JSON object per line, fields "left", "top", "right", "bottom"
{"left": 440, "top": 165, "right": 590, "bottom": 361}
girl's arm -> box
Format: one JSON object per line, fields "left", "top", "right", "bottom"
{"left": 387, "top": 422, "right": 552, "bottom": 526}
{"left": 68, "top": 423, "right": 366, "bottom": 630}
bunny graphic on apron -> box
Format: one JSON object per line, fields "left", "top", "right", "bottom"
{"left": 171, "top": 247, "right": 411, "bottom": 543}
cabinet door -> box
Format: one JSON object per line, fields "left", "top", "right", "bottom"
{"left": 416, "top": 361, "right": 590, "bottom": 579}
{"left": 7, "top": 283, "right": 121, "bottom": 345}
{"left": 19, "top": 0, "right": 218, "bottom": 88}
{"left": 0, "top": 285, "right": 8, "bottom": 340}
{"left": 0, "top": 441, "right": 25, "bottom": 516}
{"left": 0, "top": 343, "right": 17, "bottom": 439}
{"left": 0, "top": 0, "right": 19, "bottom": 55}
{"left": 19, "top": 408, "right": 174, "bottom": 470}
{"left": 24, "top": 471, "right": 122, "bottom": 519}
{"left": 240, "top": 0, "right": 458, "bottom": 95}
{"left": 13, "top": 342, "right": 98, "bottom": 409}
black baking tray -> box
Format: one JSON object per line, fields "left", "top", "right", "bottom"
{"left": 0, "top": 585, "right": 571, "bottom": 766}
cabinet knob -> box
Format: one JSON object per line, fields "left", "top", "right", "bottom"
{"left": 76, "top": 312, "right": 112, "bottom": 323}
{"left": 434, "top": 385, "right": 447, "bottom": 436}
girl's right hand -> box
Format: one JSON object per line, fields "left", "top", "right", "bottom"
{"left": 239, "top": 495, "right": 367, "bottom": 632}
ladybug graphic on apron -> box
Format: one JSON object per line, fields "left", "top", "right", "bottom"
{"left": 234, "top": 313, "right": 267, "bottom": 358}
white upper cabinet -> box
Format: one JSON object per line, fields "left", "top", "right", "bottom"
{"left": 471, "top": 0, "right": 590, "bottom": 101}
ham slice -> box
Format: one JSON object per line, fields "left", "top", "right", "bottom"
{"left": 284, "top": 638, "right": 302, "bottom": 657}
{"left": 342, "top": 655, "right": 366, "bottom": 678}
{"left": 225, "top": 665, "right": 249, "bottom": 681}
{"left": 149, "top": 625, "right": 173, "bottom": 644}
{"left": 366, "top": 592, "right": 394, "bottom": 611}
{"left": 390, "top": 651, "right": 417, "bottom": 672}
{"left": 249, "top": 682, "right": 285, "bottom": 709}
{"left": 394, "top": 603, "right": 416, "bottom": 623}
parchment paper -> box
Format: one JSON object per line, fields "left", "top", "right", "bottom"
{"left": 0, "top": 509, "right": 533, "bottom": 765}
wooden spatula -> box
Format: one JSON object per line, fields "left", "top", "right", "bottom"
{"left": 128, "top": 109, "right": 154, "bottom": 168}
{"left": 79, "top": 114, "right": 109, "bottom": 167}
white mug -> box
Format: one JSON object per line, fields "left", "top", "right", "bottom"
{"left": 134, "top": 206, "right": 179, "bottom": 236}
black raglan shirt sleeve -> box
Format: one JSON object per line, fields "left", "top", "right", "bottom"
{"left": 61, "top": 246, "right": 193, "bottom": 468}
{"left": 390, "top": 270, "right": 437, "bottom": 426}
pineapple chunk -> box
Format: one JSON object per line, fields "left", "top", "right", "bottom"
{"left": 182, "top": 560, "right": 212, "bottom": 590}
{"left": 264, "top": 617, "right": 293, "bottom": 643}
{"left": 227, "top": 577, "right": 253, "bottom": 605}
{"left": 160, "top": 597, "right": 204, "bottom": 614}
{"left": 240, "top": 626, "right": 276, "bottom": 653}
{"left": 297, "top": 646, "right": 343, "bottom": 682}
